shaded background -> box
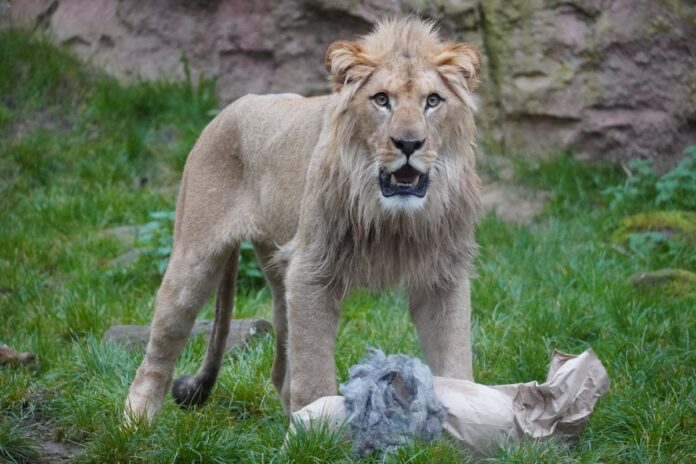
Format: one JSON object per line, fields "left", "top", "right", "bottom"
{"left": 5, "top": 0, "right": 696, "bottom": 168}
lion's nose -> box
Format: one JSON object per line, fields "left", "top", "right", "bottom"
{"left": 391, "top": 137, "right": 425, "bottom": 157}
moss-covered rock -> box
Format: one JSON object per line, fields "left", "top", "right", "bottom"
{"left": 477, "top": 0, "right": 696, "bottom": 166}
{"left": 630, "top": 268, "right": 696, "bottom": 298}
{"left": 612, "top": 211, "right": 696, "bottom": 245}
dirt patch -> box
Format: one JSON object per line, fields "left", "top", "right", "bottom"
{"left": 30, "top": 423, "right": 81, "bottom": 464}
{"left": 480, "top": 183, "right": 550, "bottom": 225}
{"left": 5, "top": 108, "right": 73, "bottom": 141}
{"left": 14, "top": 390, "right": 82, "bottom": 463}
{"left": 479, "top": 155, "right": 550, "bottom": 225}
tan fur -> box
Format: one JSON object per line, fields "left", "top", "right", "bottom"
{"left": 125, "top": 17, "right": 481, "bottom": 421}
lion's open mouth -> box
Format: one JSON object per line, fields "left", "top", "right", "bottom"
{"left": 379, "top": 164, "right": 428, "bottom": 198}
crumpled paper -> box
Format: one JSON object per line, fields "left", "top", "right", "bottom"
{"left": 289, "top": 349, "right": 609, "bottom": 456}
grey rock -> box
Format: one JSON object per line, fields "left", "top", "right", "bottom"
{"left": 629, "top": 268, "right": 696, "bottom": 297}
{"left": 479, "top": 0, "right": 696, "bottom": 169}
{"left": 108, "top": 247, "right": 147, "bottom": 268}
{"left": 103, "top": 318, "right": 273, "bottom": 351}
{"left": 99, "top": 225, "right": 141, "bottom": 248}
{"left": 0, "top": 344, "right": 36, "bottom": 365}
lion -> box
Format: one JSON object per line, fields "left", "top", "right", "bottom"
{"left": 125, "top": 17, "right": 481, "bottom": 421}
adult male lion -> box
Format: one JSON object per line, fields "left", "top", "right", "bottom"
{"left": 125, "top": 17, "right": 481, "bottom": 421}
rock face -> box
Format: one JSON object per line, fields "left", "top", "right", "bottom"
{"left": 3, "top": 0, "right": 695, "bottom": 166}
{"left": 480, "top": 0, "right": 696, "bottom": 168}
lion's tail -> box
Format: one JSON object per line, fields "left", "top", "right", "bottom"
{"left": 171, "top": 245, "right": 240, "bottom": 408}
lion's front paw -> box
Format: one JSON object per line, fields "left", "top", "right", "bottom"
{"left": 124, "top": 389, "right": 163, "bottom": 425}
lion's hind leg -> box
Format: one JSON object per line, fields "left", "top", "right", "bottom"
{"left": 171, "top": 245, "right": 239, "bottom": 408}
{"left": 125, "top": 241, "right": 237, "bottom": 422}
{"left": 126, "top": 163, "right": 251, "bottom": 421}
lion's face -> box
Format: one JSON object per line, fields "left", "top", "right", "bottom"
{"left": 354, "top": 63, "right": 461, "bottom": 212}
{"left": 326, "top": 19, "right": 480, "bottom": 215}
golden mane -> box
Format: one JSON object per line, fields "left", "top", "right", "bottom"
{"left": 313, "top": 17, "right": 482, "bottom": 292}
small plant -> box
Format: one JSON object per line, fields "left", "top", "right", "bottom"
{"left": 603, "top": 146, "right": 696, "bottom": 211}
{"left": 655, "top": 146, "right": 696, "bottom": 209}
{"left": 238, "top": 241, "right": 265, "bottom": 288}
{"left": 602, "top": 158, "right": 657, "bottom": 210}
{"left": 625, "top": 231, "right": 686, "bottom": 260}
{"left": 138, "top": 211, "right": 175, "bottom": 275}
{"left": 611, "top": 211, "right": 696, "bottom": 269}
{"left": 138, "top": 211, "right": 264, "bottom": 288}
{"left": 605, "top": 150, "right": 696, "bottom": 270}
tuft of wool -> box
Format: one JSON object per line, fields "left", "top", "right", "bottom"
{"left": 339, "top": 349, "right": 447, "bottom": 456}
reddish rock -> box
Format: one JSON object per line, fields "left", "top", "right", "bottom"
{"left": 0, "top": 343, "right": 36, "bottom": 365}
{"left": 480, "top": 0, "right": 696, "bottom": 168}
{"left": 3, "top": 0, "right": 695, "bottom": 167}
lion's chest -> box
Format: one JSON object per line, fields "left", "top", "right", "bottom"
{"left": 328, "top": 224, "right": 472, "bottom": 292}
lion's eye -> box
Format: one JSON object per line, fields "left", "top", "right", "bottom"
{"left": 426, "top": 93, "right": 443, "bottom": 108}
{"left": 371, "top": 92, "right": 390, "bottom": 108}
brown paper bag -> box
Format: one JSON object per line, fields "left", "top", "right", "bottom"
{"left": 289, "top": 349, "right": 609, "bottom": 456}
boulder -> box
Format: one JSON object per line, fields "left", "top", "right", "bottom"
{"left": 630, "top": 268, "right": 696, "bottom": 298}
{"left": 0, "top": 343, "right": 36, "bottom": 365}
{"left": 612, "top": 211, "right": 696, "bottom": 245}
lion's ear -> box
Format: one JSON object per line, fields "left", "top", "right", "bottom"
{"left": 434, "top": 42, "right": 481, "bottom": 91}
{"left": 326, "top": 40, "right": 376, "bottom": 92}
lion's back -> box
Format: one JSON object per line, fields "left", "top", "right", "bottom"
{"left": 215, "top": 93, "right": 330, "bottom": 243}
{"left": 226, "top": 93, "right": 328, "bottom": 162}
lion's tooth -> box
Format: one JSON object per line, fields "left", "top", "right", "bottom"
{"left": 390, "top": 174, "right": 397, "bottom": 186}
{"left": 411, "top": 175, "right": 420, "bottom": 186}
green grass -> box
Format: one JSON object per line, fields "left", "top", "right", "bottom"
{"left": 1, "top": 29, "right": 695, "bottom": 463}
{"left": 0, "top": 413, "right": 39, "bottom": 463}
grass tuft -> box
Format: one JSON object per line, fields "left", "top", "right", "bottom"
{"left": 0, "top": 413, "right": 40, "bottom": 463}
{"left": 283, "top": 418, "right": 352, "bottom": 463}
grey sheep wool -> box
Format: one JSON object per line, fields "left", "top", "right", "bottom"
{"left": 339, "top": 349, "right": 448, "bottom": 456}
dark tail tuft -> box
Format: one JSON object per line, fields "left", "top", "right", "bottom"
{"left": 172, "top": 374, "right": 213, "bottom": 408}
{"left": 171, "top": 247, "right": 240, "bottom": 410}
